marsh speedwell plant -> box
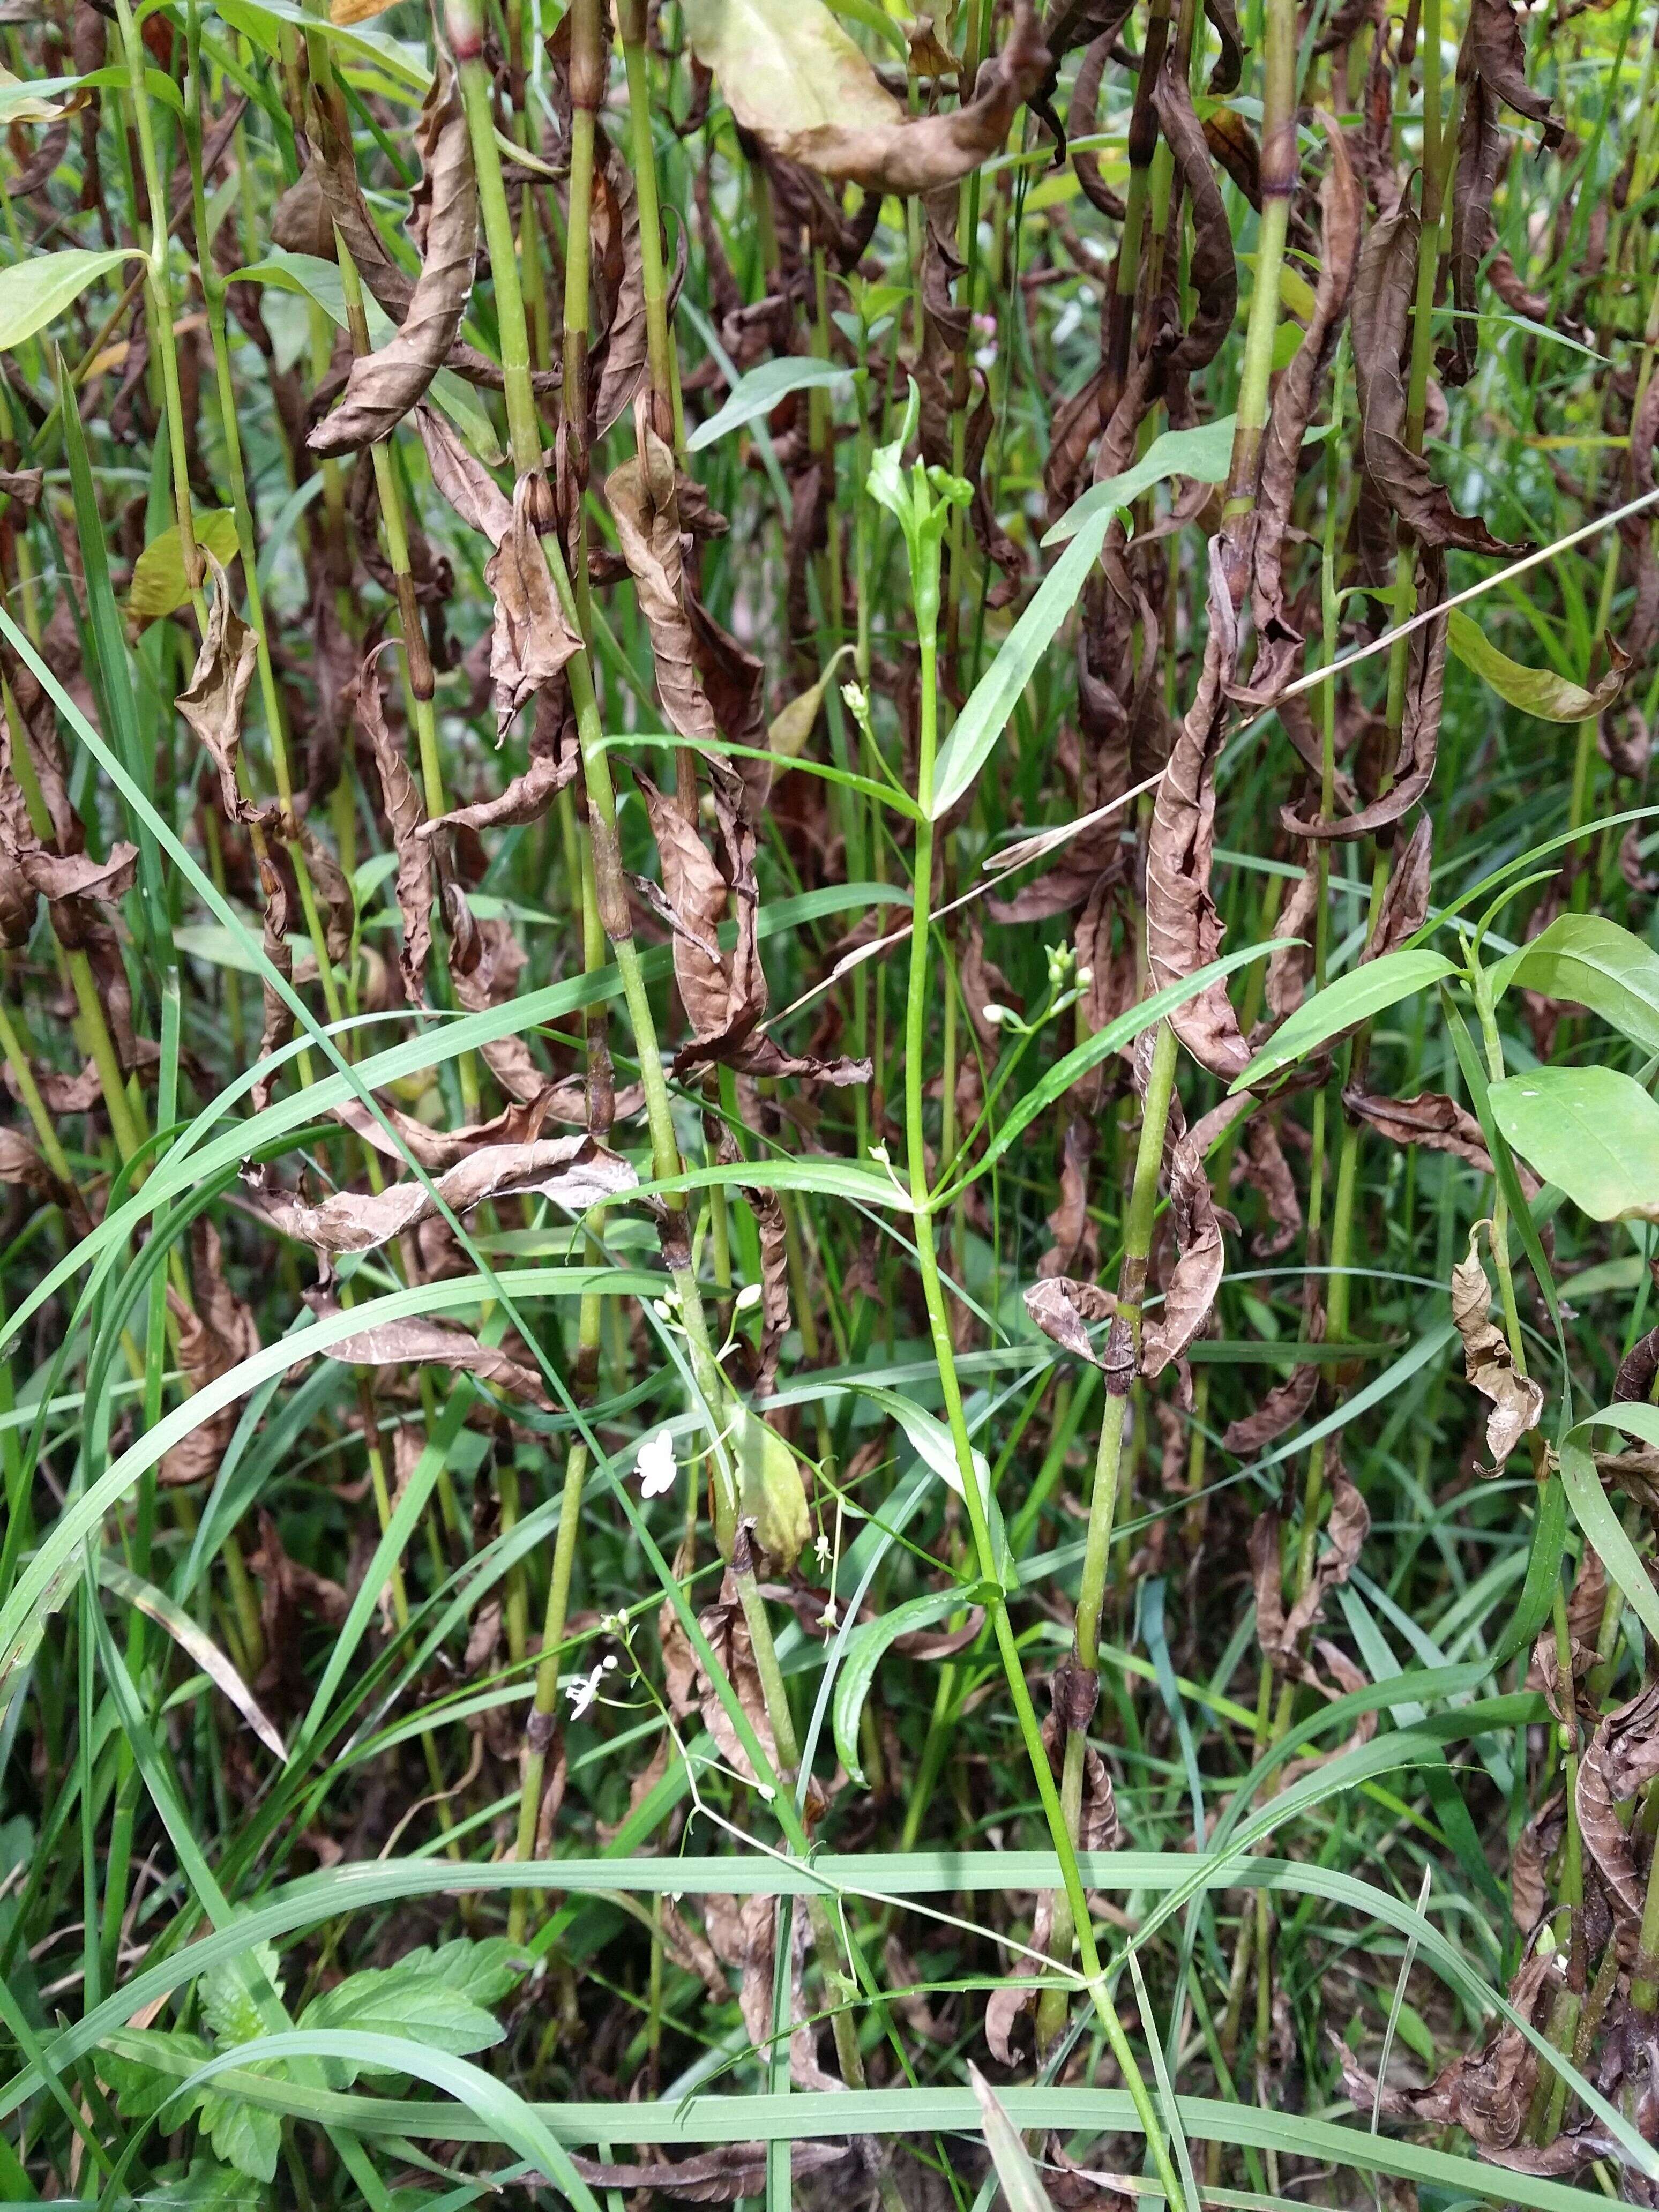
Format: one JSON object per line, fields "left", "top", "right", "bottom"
{"left": 2, "top": 0, "right": 1659, "bottom": 2199}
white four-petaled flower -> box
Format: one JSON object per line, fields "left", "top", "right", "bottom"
{"left": 635, "top": 1426, "right": 678, "bottom": 1499}
{"left": 566, "top": 1653, "right": 618, "bottom": 1720}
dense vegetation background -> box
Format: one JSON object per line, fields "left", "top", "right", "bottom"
{"left": 1, "top": 0, "right": 1657, "bottom": 2198}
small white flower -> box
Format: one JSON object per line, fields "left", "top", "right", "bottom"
{"left": 819, "top": 1600, "right": 839, "bottom": 1630}
{"left": 599, "top": 1611, "right": 627, "bottom": 1638}
{"left": 566, "top": 1662, "right": 607, "bottom": 1719}
{"left": 869, "top": 1141, "right": 890, "bottom": 1167}
{"left": 635, "top": 1426, "right": 678, "bottom": 1499}
{"left": 813, "top": 1531, "right": 832, "bottom": 1569}
{"left": 1075, "top": 965, "right": 1093, "bottom": 988}
{"left": 982, "top": 1003, "right": 1011, "bottom": 1027}
{"left": 734, "top": 1282, "right": 763, "bottom": 1314}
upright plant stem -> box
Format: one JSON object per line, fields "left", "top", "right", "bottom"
{"left": 452, "top": 9, "right": 881, "bottom": 2074}
{"left": 894, "top": 474, "right": 1184, "bottom": 2209}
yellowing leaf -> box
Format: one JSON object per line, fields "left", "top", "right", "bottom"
{"left": 1448, "top": 610, "right": 1628, "bottom": 723}
{"left": 128, "top": 511, "right": 242, "bottom": 623}
{"left": 730, "top": 1401, "right": 810, "bottom": 1570}
{"left": 768, "top": 644, "right": 854, "bottom": 766}
{"left": 682, "top": 0, "right": 901, "bottom": 140}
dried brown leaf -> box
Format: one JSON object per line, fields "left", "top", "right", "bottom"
{"left": 689, "top": 0, "right": 1049, "bottom": 195}
{"left": 1025, "top": 1276, "right": 1115, "bottom": 1364}
{"left": 253, "top": 1134, "right": 637, "bottom": 1257}
{"left": 158, "top": 1220, "right": 261, "bottom": 1487}
{"left": 306, "top": 1300, "right": 555, "bottom": 1408}
{"left": 485, "top": 476, "right": 583, "bottom": 737}
{"left": 353, "top": 647, "right": 431, "bottom": 1004}
{"left": 1146, "top": 539, "right": 1249, "bottom": 1078}
{"left": 310, "top": 66, "right": 477, "bottom": 455}
{"left": 176, "top": 557, "right": 261, "bottom": 824}
{"left": 606, "top": 408, "right": 718, "bottom": 744}
{"left": 1141, "top": 1133, "right": 1224, "bottom": 1379}
{"left": 1451, "top": 1227, "right": 1543, "bottom": 1466}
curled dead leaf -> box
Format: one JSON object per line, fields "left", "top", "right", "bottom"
{"left": 1451, "top": 1225, "right": 1543, "bottom": 1467}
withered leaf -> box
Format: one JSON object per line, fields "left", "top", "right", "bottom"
{"left": 1025, "top": 1276, "right": 1115, "bottom": 1364}
{"left": 1221, "top": 1288, "right": 1323, "bottom": 1455}
{"left": 591, "top": 138, "right": 649, "bottom": 437}
{"left": 1340, "top": 1945, "right": 1558, "bottom": 2154}
{"left": 1250, "top": 1461, "right": 1369, "bottom": 1664}
{"left": 1146, "top": 538, "right": 1250, "bottom": 1078}
{"left": 307, "top": 1299, "right": 555, "bottom": 1408}
{"left": 1150, "top": 64, "right": 1237, "bottom": 373}
{"left": 568, "top": 2145, "right": 853, "bottom": 2204}
{"left": 330, "top": 1078, "right": 642, "bottom": 1170}
{"left": 606, "top": 407, "right": 718, "bottom": 745}
{"left": 21, "top": 842, "right": 139, "bottom": 908}
{"left": 422, "top": 682, "right": 579, "bottom": 838}
{"left": 1140, "top": 1133, "right": 1224, "bottom": 1379}
{"left": 1282, "top": 557, "right": 1449, "bottom": 841}
{"left": 253, "top": 1134, "right": 637, "bottom": 1257}
{"left": 1238, "top": 120, "right": 1361, "bottom": 700}
{"left": 159, "top": 1221, "right": 261, "bottom": 1487}
{"left": 1364, "top": 815, "right": 1433, "bottom": 957}
{"left": 1343, "top": 1087, "right": 1498, "bottom": 1179}
{"left": 1352, "top": 200, "right": 1520, "bottom": 564}
{"left": 486, "top": 476, "right": 582, "bottom": 737}
{"left": 1451, "top": 1226, "right": 1543, "bottom": 1466}
{"left": 1575, "top": 1682, "right": 1659, "bottom": 1941}
{"left": 309, "top": 65, "right": 477, "bottom": 455}
{"left": 416, "top": 403, "right": 513, "bottom": 546}
{"left": 176, "top": 556, "right": 261, "bottom": 824}
{"left": 352, "top": 647, "right": 431, "bottom": 1004}
{"left": 687, "top": 0, "right": 1049, "bottom": 195}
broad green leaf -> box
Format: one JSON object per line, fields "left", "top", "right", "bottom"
{"left": 1231, "top": 948, "right": 1457, "bottom": 1093}
{"left": 686, "top": 356, "right": 853, "bottom": 451}
{"left": 1488, "top": 1066, "right": 1659, "bottom": 1221}
{"left": 1041, "top": 414, "right": 1237, "bottom": 546}
{"left": 100, "top": 2029, "right": 214, "bottom": 2124}
{"left": 971, "top": 2066, "right": 1059, "bottom": 2212}
{"left": 128, "top": 511, "right": 242, "bottom": 621}
{"left": 0, "top": 247, "right": 136, "bottom": 352}
{"left": 1448, "top": 610, "right": 1627, "bottom": 722}
{"left": 212, "top": 0, "right": 430, "bottom": 86}
{"left": 198, "top": 2083, "right": 281, "bottom": 2183}
{"left": 1495, "top": 912, "right": 1659, "bottom": 1056}
{"left": 832, "top": 1587, "right": 974, "bottom": 1784}
{"left": 201, "top": 1942, "right": 282, "bottom": 2047}
{"left": 298, "top": 1963, "right": 505, "bottom": 2084}
{"left": 930, "top": 509, "right": 1110, "bottom": 818}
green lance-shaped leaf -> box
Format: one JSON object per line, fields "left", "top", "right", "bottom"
{"left": 1041, "top": 413, "right": 1239, "bottom": 545}
{"left": 1231, "top": 948, "right": 1457, "bottom": 1093}
{"left": 0, "top": 247, "right": 138, "bottom": 352}
{"left": 687, "top": 356, "right": 854, "bottom": 451}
